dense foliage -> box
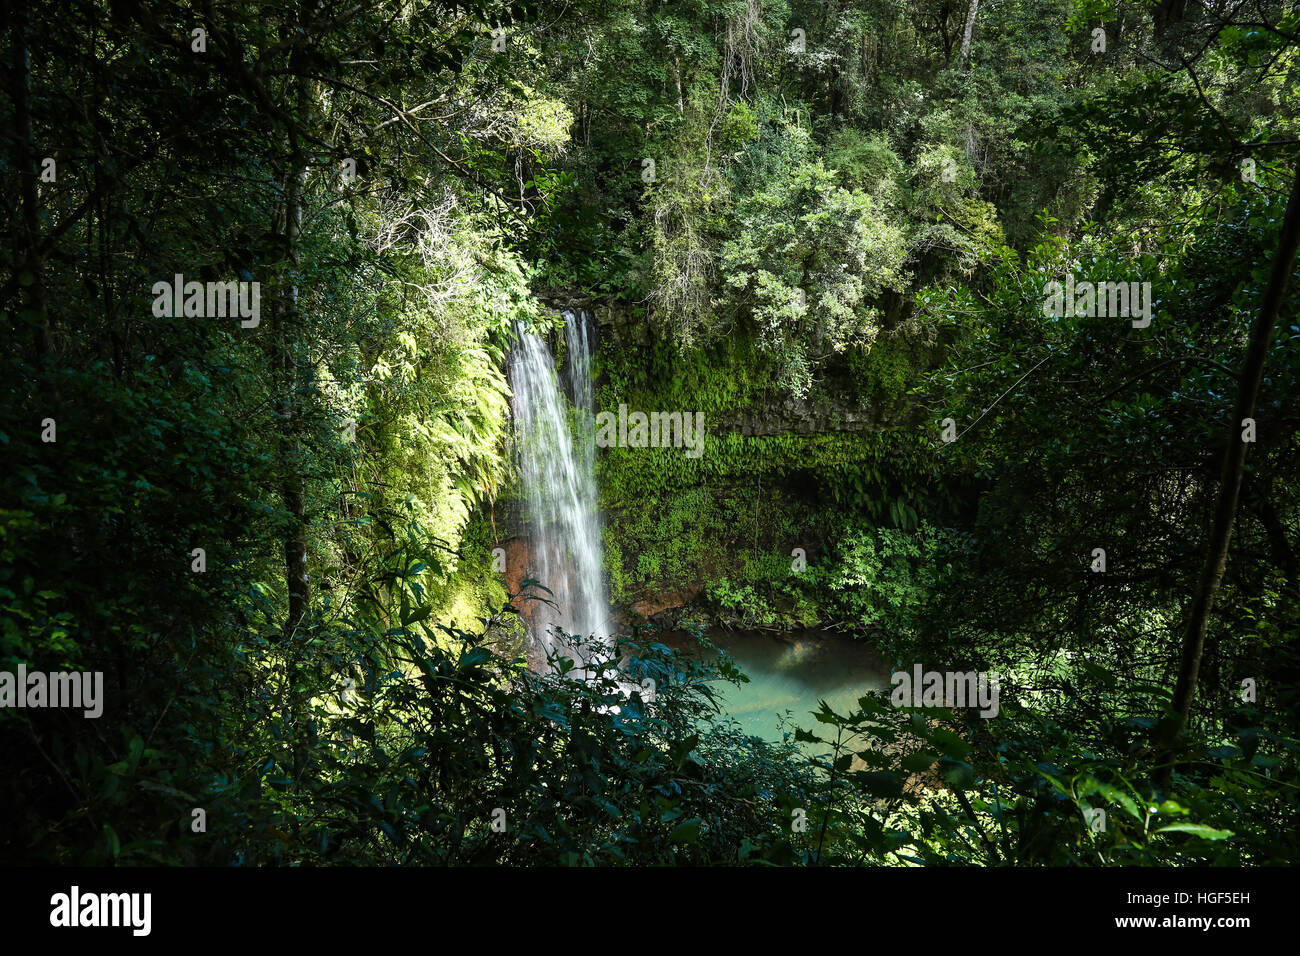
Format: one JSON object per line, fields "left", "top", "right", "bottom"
{"left": 3, "top": 0, "right": 1298, "bottom": 865}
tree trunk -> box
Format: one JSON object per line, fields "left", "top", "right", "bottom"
{"left": 279, "top": 158, "right": 311, "bottom": 638}
{"left": 9, "top": 5, "right": 49, "bottom": 363}
{"left": 960, "top": 0, "right": 980, "bottom": 71}
{"left": 1152, "top": 0, "right": 1189, "bottom": 37}
{"left": 1157, "top": 166, "right": 1300, "bottom": 789}
{"left": 279, "top": 71, "right": 313, "bottom": 641}
{"left": 277, "top": 68, "right": 315, "bottom": 784}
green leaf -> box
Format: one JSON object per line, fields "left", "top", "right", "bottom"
{"left": 929, "top": 727, "right": 971, "bottom": 760}
{"left": 103, "top": 824, "right": 120, "bottom": 860}
{"left": 938, "top": 758, "right": 974, "bottom": 790}
{"left": 1156, "top": 823, "right": 1234, "bottom": 841}
{"left": 902, "top": 751, "right": 939, "bottom": 772}
{"left": 458, "top": 646, "right": 493, "bottom": 670}
{"left": 668, "top": 819, "right": 702, "bottom": 843}
{"left": 402, "top": 604, "right": 433, "bottom": 627}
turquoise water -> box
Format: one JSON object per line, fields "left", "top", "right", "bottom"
{"left": 664, "top": 629, "right": 891, "bottom": 743}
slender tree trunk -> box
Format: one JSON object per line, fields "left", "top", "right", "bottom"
{"left": 959, "top": 0, "right": 980, "bottom": 71}
{"left": 9, "top": 5, "right": 49, "bottom": 363}
{"left": 1152, "top": 0, "right": 1189, "bottom": 37}
{"left": 273, "top": 43, "right": 315, "bottom": 642}
{"left": 276, "top": 66, "right": 314, "bottom": 783}
{"left": 1157, "top": 166, "right": 1300, "bottom": 789}
{"left": 279, "top": 152, "right": 311, "bottom": 639}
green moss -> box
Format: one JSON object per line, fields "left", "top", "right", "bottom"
{"left": 425, "top": 512, "right": 508, "bottom": 635}
{"left": 593, "top": 324, "right": 942, "bottom": 621}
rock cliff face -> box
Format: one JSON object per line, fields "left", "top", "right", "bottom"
{"left": 496, "top": 535, "right": 552, "bottom": 669}
{"left": 499, "top": 536, "right": 534, "bottom": 624}
{"left": 711, "top": 394, "right": 897, "bottom": 436}
{"left": 500, "top": 534, "right": 702, "bottom": 636}
{"left": 630, "top": 586, "right": 702, "bottom": 619}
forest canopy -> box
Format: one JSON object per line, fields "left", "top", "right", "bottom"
{"left": 2, "top": 0, "right": 1298, "bottom": 868}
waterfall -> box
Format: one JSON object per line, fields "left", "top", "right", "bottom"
{"left": 508, "top": 309, "right": 609, "bottom": 668}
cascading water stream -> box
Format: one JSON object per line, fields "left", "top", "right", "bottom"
{"left": 508, "top": 309, "right": 610, "bottom": 671}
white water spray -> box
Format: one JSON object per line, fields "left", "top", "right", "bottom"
{"left": 508, "top": 309, "right": 610, "bottom": 669}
